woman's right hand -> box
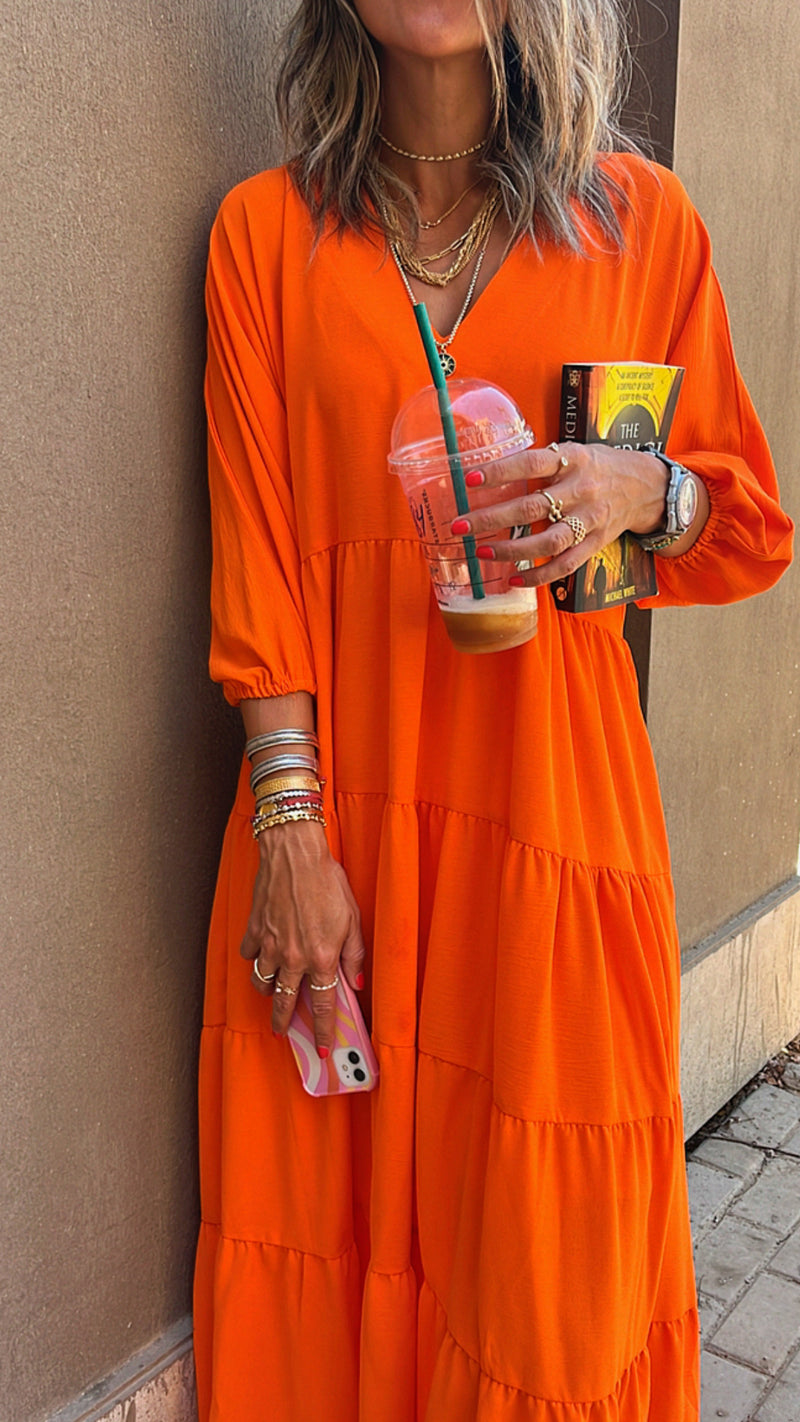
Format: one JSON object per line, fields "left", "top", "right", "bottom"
{"left": 240, "top": 819, "right": 366, "bottom": 1056}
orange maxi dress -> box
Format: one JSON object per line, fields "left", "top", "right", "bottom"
{"left": 194, "top": 155, "right": 793, "bottom": 1422}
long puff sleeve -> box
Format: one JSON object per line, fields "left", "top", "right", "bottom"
{"left": 205, "top": 184, "right": 316, "bottom": 704}
{"left": 639, "top": 175, "right": 793, "bottom": 607}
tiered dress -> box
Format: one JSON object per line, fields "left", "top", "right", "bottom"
{"left": 193, "top": 155, "right": 793, "bottom": 1422}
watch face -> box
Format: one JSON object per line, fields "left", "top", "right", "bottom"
{"left": 676, "top": 472, "right": 698, "bottom": 530}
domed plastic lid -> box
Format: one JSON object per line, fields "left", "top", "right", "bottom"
{"left": 388, "top": 377, "right": 535, "bottom": 472}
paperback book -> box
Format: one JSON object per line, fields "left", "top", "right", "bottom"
{"left": 550, "top": 361, "right": 685, "bottom": 613}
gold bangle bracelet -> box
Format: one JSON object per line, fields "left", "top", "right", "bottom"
{"left": 252, "top": 779, "right": 322, "bottom": 802}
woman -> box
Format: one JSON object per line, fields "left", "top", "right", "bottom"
{"left": 194, "top": 3, "right": 793, "bottom": 1419}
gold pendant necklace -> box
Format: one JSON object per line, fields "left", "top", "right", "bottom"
{"left": 390, "top": 242, "right": 488, "bottom": 379}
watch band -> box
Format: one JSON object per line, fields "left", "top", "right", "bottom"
{"left": 630, "top": 450, "right": 697, "bottom": 552}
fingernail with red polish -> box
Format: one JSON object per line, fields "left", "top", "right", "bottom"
{"left": 465, "top": 470, "right": 484, "bottom": 488}
{"left": 476, "top": 545, "right": 496, "bottom": 560}
{"left": 272, "top": 1028, "right": 282, "bottom": 1038}
{"left": 509, "top": 575, "right": 526, "bottom": 587}
{"left": 317, "top": 1045, "right": 330, "bottom": 1059}
{"left": 355, "top": 972, "right": 365, "bottom": 990}
{"left": 451, "top": 518, "right": 470, "bottom": 535}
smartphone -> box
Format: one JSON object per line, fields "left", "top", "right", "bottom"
{"left": 287, "top": 973, "right": 379, "bottom": 1097}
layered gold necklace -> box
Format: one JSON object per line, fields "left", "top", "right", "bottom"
{"left": 385, "top": 186, "right": 501, "bottom": 290}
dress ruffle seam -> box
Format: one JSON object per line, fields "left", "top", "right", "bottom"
{"left": 228, "top": 792, "right": 673, "bottom": 880}
{"left": 430, "top": 1289, "right": 697, "bottom": 1406}
{"left": 199, "top": 1221, "right": 357, "bottom": 1262}
{"left": 301, "top": 534, "right": 420, "bottom": 564}
{"left": 417, "top": 1049, "right": 679, "bottom": 1128}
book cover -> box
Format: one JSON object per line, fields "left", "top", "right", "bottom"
{"left": 551, "top": 361, "right": 685, "bottom": 613}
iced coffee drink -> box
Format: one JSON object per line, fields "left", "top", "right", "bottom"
{"left": 389, "top": 378, "right": 537, "bottom": 654}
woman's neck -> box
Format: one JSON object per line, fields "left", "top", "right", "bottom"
{"left": 377, "top": 48, "right": 493, "bottom": 211}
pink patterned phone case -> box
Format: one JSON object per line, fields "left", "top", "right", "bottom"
{"left": 287, "top": 974, "right": 379, "bottom": 1096}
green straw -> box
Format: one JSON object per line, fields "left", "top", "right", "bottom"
{"left": 412, "top": 303, "right": 486, "bottom": 600}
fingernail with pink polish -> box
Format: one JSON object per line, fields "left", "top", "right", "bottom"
{"left": 465, "top": 470, "right": 484, "bottom": 488}
{"left": 476, "top": 545, "right": 496, "bottom": 560}
{"left": 317, "top": 1045, "right": 330, "bottom": 1059}
{"left": 451, "top": 518, "right": 470, "bottom": 535}
{"left": 355, "top": 972, "right": 365, "bottom": 990}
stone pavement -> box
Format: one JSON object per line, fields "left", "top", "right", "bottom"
{"left": 686, "top": 1053, "right": 800, "bottom": 1422}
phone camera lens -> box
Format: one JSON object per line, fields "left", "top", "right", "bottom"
{"left": 353, "top": 1068, "right": 366, "bottom": 1082}
{"left": 347, "top": 1050, "right": 360, "bottom": 1065}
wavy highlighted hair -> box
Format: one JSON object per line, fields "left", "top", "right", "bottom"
{"left": 276, "top": 0, "right": 641, "bottom": 251}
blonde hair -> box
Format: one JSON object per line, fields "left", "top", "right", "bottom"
{"left": 275, "top": 0, "right": 640, "bottom": 251}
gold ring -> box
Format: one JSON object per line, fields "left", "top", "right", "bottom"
{"left": 549, "top": 442, "right": 569, "bottom": 469}
{"left": 563, "top": 515, "right": 587, "bottom": 546}
{"left": 309, "top": 975, "right": 340, "bottom": 992}
{"left": 542, "top": 489, "right": 564, "bottom": 523}
{"left": 274, "top": 979, "right": 298, "bottom": 997}
{"left": 253, "top": 960, "right": 276, "bottom": 985}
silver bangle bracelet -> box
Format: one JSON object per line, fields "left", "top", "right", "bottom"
{"left": 249, "top": 754, "right": 320, "bottom": 793}
{"left": 246, "top": 729, "right": 320, "bottom": 761}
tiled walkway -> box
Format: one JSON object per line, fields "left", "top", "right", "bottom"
{"left": 686, "top": 1053, "right": 800, "bottom": 1421}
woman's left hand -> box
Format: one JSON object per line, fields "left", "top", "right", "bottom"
{"left": 450, "top": 442, "right": 673, "bottom": 586}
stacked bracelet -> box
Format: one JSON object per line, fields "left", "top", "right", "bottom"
{"left": 246, "top": 729, "right": 327, "bottom": 836}
{"left": 245, "top": 728, "right": 320, "bottom": 761}
{"left": 248, "top": 742, "right": 326, "bottom": 834}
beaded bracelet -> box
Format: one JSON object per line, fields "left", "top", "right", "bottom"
{"left": 256, "top": 786, "right": 323, "bottom": 803}
{"left": 254, "top": 795, "right": 324, "bottom": 819}
{"left": 255, "top": 791, "right": 324, "bottom": 812}
{"left": 246, "top": 729, "right": 320, "bottom": 761}
{"left": 252, "top": 807, "right": 326, "bottom": 839}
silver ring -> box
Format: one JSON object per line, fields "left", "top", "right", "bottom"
{"left": 563, "top": 515, "right": 587, "bottom": 546}
{"left": 253, "top": 960, "right": 276, "bottom": 985}
{"left": 542, "top": 489, "right": 564, "bottom": 523}
{"left": 548, "top": 442, "right": 569, "bottom": 469}
{"left": 309, "top": 975, "right": 340, "bottom": 992}
{"left": 274, "top": 979, "right": 298, "bottom": 997}
{"left": 548, "top": 441, "right": 559, "bottom": 453}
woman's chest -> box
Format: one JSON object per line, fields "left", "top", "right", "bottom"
{"left": 279, "top": 235, "right": 674, "bottom": 557}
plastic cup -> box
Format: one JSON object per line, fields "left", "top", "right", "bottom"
{"left": 388, "top": 377, "right": 538, "bottom": 653}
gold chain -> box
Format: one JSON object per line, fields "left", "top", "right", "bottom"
{"left": 378, "top": 131, "right": 487, "bottom": 163}
{"left": 420, "top": 181, "right": 480, "bottom": 230}
{"left": 390, "top": 189, "right": 501, "bottom": 289}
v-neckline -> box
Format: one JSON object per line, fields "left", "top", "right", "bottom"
{"left": 409, "top": 236, "right": 523, "bottom": 346}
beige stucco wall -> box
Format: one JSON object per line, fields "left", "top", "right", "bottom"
{"left": 0, "top": 3, "right": 290, "bottom": 1418}
{"left": 648, "top": 0, "right": 800, "bottom": 947}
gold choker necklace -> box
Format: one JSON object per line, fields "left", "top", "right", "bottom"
{"left": 378, "top": 131, "right": 487, "bottom": 163}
